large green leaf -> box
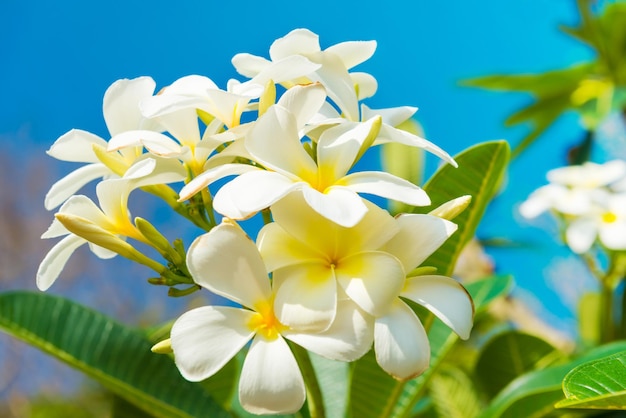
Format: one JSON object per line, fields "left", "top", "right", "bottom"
{"left": 478, "top": 341, "right": 626, "bottom": 418}
{"left": 415, "top": 140, "right": 510, "bottom": 276}
{"left": 474, "top": 331, "right": 563, "bottom": 398}
{"left": 348, "top": 275, "right": 513, "bottom": 418}
{"left": 556, "top": 350, "right": 626, "bottom": 410}
{"left": 0, "top": 291, "right": 230, "bottom": 418}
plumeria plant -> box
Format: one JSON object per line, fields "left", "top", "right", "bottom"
{"left": 11, "top": 18, "right": 626, "bottom": 417}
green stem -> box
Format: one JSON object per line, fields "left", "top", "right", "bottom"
{"left": 379, "top": 380, "right": 406, "bottom": 418}
{"left": 289, "top": 343, "right": 325, "bottom": 418}
{"left": 600, "top": 281, "right": 615, "bottom": 343}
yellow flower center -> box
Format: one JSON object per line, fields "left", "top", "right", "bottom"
{"left": 248, "top": 302, "right": 287, "bottom": 341}
{"left": 602, "top": 211, "right": 618, "bottom": 224}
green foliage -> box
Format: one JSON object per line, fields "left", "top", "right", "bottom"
{"left": 0, "top": 291, "right": 231, "bottom": 418}
{"left": 475, "top": 331, "right": 563, "bottom": 398}
{"left": 463, "top": 1, "right": 626, "bottom": 157}
{"left": 428, "top": 365, "right": 482, "bottom": 418}
{"left": 479, "top": 341, "right": 626, "bottom": 418}
{"left": 415, "top": 140, "right": 511, "bottom": 276}
{"left": 557, "top": 350, "right": 626, "bottom": 410}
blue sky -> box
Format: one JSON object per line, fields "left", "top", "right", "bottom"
{"left": 1, "top": 0, "right": 596, "bottom": 332}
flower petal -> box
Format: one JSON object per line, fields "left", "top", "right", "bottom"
{"left": 37, "top": 234, "right": 85, "bottom": 291}
{"left": 232, "top": 53, "right": 271, "bottom": 78}
{"left": 239, "top": 335, "right": 305, "bottom": 415}
{"left": 269, "top": 28, "right": 320, "bottom": 60}
{"left": 565, "top": 218, "right": 597, "bottom": 254}
{"left": 178, "top": 163, "right": 260, "bottom": 201}
{"left": 375, "top": 124, "right": 457, "bottom": 167}
{"left": 286, "top": 299, "right": 374, "bottom": 362}
{"left": 339, "top": 171, "right": 431, "bottom": 207}
{"left": 108, "top": 130, "right": 183, "bottom": 157}
{"left": 47, "top": 129, "right": 107, "bottom": 163}
{"left": 276, "top": 83, "right": 327, "bottom": 129}
{"left": 380, "top": 214, "right": 457, "bottom": 272}
{"left": 213, "top": 171, "right": 301, "bottom": 220}
{"left": 402, "top": 275, "right": 474, "bottom": 339}
{"left": 42, "top": 195, "right": 112, "bottom": 239}
{"left": 336, "top": 251, "right": 405, "bottom": 317}
{"left": 186, "top": 222, "right": 272, "bottom": 308}
{"left": 375, "top": 299, "right": 430, "bottom": 380}
{"left": 246, "top": 105, "right": 317, "bottom": 181}
{"left": 351, "top": 72, "right": 378, "bottom": 100}
{"left": 44, "top": 163, "right": 111, "bottom": 210}
{"left": 273, "top": 263, "right": 337, "bottom": 332}
{"left": 301, "top": 186, "right": 368, "bottom": 228}
{"left": 599, "top": 220, "right": 626, "bottom": 250}
{"left": 361, "top": 104, "right": 416, "bottom": 128}
{"left": 171, "top": 306, "right": 256, "bottom": 381}
{"left": 257, "top": 223, "right": 324, "bottom": 272}
{"left": 103, "top": 76, "right": 156, "bottom": 136}
{"left": 325, "top": 40, "right": 377, "bottom": 69}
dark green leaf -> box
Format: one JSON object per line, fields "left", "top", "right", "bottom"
{"left": 475, "top": 331, "right": 563, "bottom": 398}
{"left": 0, "top": 291, "right": 230, "bottom": 418}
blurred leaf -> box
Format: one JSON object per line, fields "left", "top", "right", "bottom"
{"left": 415, "top": 140, "right": 510, "bottom": 276}
{"left": 475, "top": 331, "right": 563, "bottom": 398}
{"left": 310, "top": 353, "right": 350, "bottom": 418}
{"left": 0, "top": 291, "right": 230, "bottom": 418}
{"left": 556, "top": 350, "right": 626, "bottom": 410}
{"left": 579, "top": 292, "right": 602, "bottom": 346}
{"left": 429, "top": 366, "right": 482, "bottom": 418}
{"left": 112, "top": 395, "right": 155, "bottom": 418}
{"left": 478, "top": 341, "right": 626, "bottom": 418}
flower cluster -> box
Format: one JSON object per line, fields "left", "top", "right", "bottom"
{"left": 38, "top": 29, "right": 474, "bottom": 414}
{"left": 520, "top": 160, "right": 626, "bottom": 253}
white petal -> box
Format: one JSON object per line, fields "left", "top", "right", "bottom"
{"left": 301, "top": 186, "right": 368, "bottom": 228}
{"left": 325, "top": 40, "right": 377, "bottom": 69}
{"left": 186, "top": 222, "right": 272, "bottom": 308}
{"left": 599, "top": 220, "right": 626, "bottom": 250}
{"left": 257, "top": 223, "right": 323, "bottom": 272}
{"left": 339, "top": 171, "right": 431, "bottom": 207}
{"left": 127, "top": 157, "right": 186, "bottom": 188}
{"left": 37, "top": 234, "right": 85, "bottom": 291}
{"left": 286, "top": 299, "right": 374, "bottom": 362}
{"left": 250, "top": 55, "right": 321, "bottom": 85}
{"left": 239, "top": 335, "right": 305, "bottom": 415}
{"left": 88, "top": 242, "right": 118, "bottom": 259}
{"left": 308, "top": 51, "right": 359, "bottom": 121}
{"left": 565, "top": 219, "right": 597, "bottom": 253}
{"left": 53, "top": 194, "right": 113, "bottom": 234}
{"left": 178, "top": 163, "right": 260, "bottom": 201}
{"left": 171, "top": 306, "right": 256, "bottom": 381}
{"left": 95, "top": 179, "right": 132, "bottom": 226}
{"left": 103, "top": 77, "right": 156, "bottom": 136}
{"left": 375, "top": 299, "right": 430, "bottom": 380}
{"left": 336, "top": 251, "right": 405, "bottom": 317}
{"left": 44, "top": 163, "right": 111, "bottom": 210}
{"left": 213, "top": 171, "right": 301, "bottom": 220}
{"left": 402, "top": 275, "right": 473, "bottom": 339}
{"left": 276, "top": 83, "right": 327, "bottom": 129}
{"left": 246, "top": 106, "right": 317, "bottom": 180}
{"left": 46, "top": 129, "right": 107, "bottom": 163}
{"left": 269, "top": 28, "right": 320, "bottom": 60}
{"left": 108, "top": 130, "right": 183, "bottom": 157}
{"left": 381, "top": 214, "right": 457, "bottom": 272}
{"left": 351, "top": 72, "right": 378, "bottom": 100}
{"left": 152, "top": 108, "right": 201, "bottom": 147}
{"left": 361, "top": 104, "right": 416, "bottom": 128}
{"left": 232, "top": 53, "right": 271, "bottom": 78}
{"left": 273, "top": 263, "right": 337, "bottom": 332}
{"left": 375, "top": 124, "right": 457, "bottom": 167}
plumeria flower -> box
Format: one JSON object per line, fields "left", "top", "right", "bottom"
{"left": 375, "top": 212, "right": 474, "bottom": 379}
{"left": 565, "top": 193, "right": 626, "bottom": 253}
{"left": 180, "top": 83, "right": 430, "bottom": 227}
{"left": 173, "top": 221, "right": 373, "bottom": 415}
{"left": 232, "top": 28, "right": 377, "bottom": 121}
{"left": 37, "top": 158, "right": 185, "bottom": 290}
{"left": 257, "top": 192, "right": 404, "bottom": 331}
{"left": 45, "top": 77, "right": 160, "bottom": 210}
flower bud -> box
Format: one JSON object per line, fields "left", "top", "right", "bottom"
{"left": 429, "top": 195, "right": 472, "bottom": 221}
{"left": 151, "top": 338, "right": 173, "bottom": 354}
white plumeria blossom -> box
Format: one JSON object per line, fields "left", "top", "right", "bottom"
{"left": 565, "top": 193, "right": 626, "bottom": 253}
{"left": 37, "top": 158, "right": 185, "bottom": 290}
{"left": 45, "top": 77, "right": 160, "bottom": 210}
{"left": 180, "top": 83, "right": 430, "bottom": 227}
{"left": 174, "top": 221, "right": 373, "bottom": 415}
{"left": 232, "top": 28, "right": 377, "bottom": 121}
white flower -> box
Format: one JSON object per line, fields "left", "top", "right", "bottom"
{"left": 45, "top": 77, "right": 159, "bottom": 210}
{"left": 232, "top": 28, "right": 377, "bottom": 121}
{"left": 566, "top": 193, "right": 626, "bottom": 253}
{"left": 37, "top": 158, "right": 185, "bottom": 290}
{"left": 173, "top": 222, "right": 372, "bottom": 415}
{"left": 179, "top": 84, "right": 430, "bottom": 227}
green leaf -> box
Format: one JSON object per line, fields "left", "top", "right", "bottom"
{"left": 475, "top": 331, "right": 563, "bottom": 398}
{"left": 0, "top": 291, "right": 230, "bottom": 418}
{"left": 479, "top": 341, "right": 626, "bottom": 418}
{"left": 310, "top": 353, "right": 350, "bottom": 418}
{"left": 429, "top": 365, "right": 482, "bottom": 418}
{"left": 415, "top": 140, "right": 510, "bottom": 276}
{"left": 556, "top": 350, "right": 626, "bottom": 410}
